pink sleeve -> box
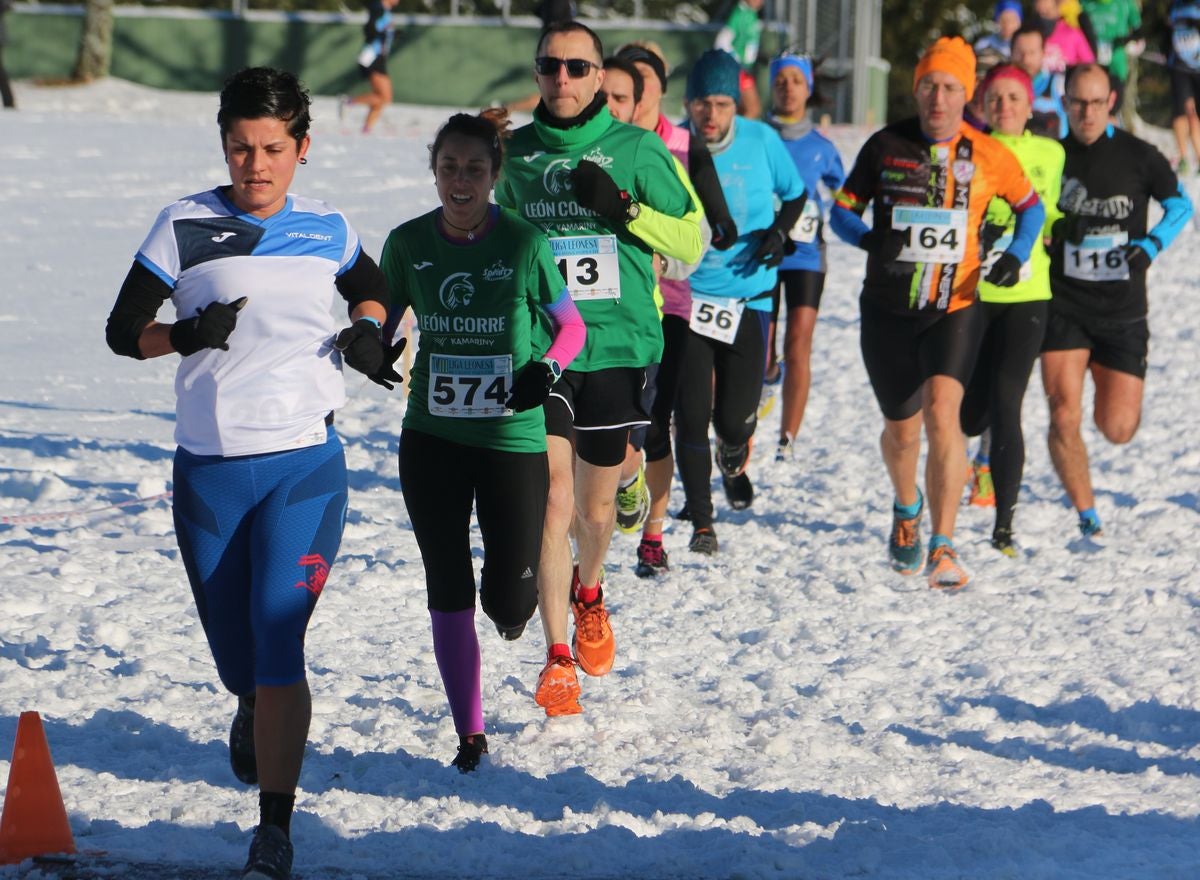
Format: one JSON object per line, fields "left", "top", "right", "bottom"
{"left": 541, "top": 288, "right": 586, "bottom": 369}
{"left": 1069, "top": 27, "right": 1095, "bottom": 64}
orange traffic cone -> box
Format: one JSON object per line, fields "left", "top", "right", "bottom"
{"left": 0, "top": 711, "right": 76, "bottom": 864}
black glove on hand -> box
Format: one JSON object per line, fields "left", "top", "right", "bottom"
{"left": 859, "top": 228, "right": 907, "bottom": 262}
{"left": 984, "top": 252, "right": 1023, "bottom": 287}
{"left": 505, "top": 361, "right": 555, "bottom": 412}
{"left": 1050, "top": 214, "right": 1089, "bottom": 249}
{"left": 571, "top": 159, "right": 630, "bottom": 225}
{"left": 335, "top": 318, "right": 385, "bottom": 377}
{"left": 709, "top": 219, "right": 739, "bottom": 251}
{"left": 170, "top": 296, "right": 248, "bottom": 356}
{"left": 369, "top": 338, "right": 408, "bottom": 391}
{"left": 747, "top": 227, "right": 795, "bottom": 268}
{"left": 979, "top": 221, "right": 1006, "bottom": 255}
{"left": 1123, "top": 243, "right": 1152, "bottom": 272}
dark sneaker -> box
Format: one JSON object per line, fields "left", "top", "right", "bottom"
{"left": 722, "top": 472, "right": 754, "bottom": 511}
{"left": 715, "top": 438, "right": 751, "bottom": 478}
{"left": 991, "top": 527, "right": 1018, "bottom": 558}
{"left": 888, "top": 492, "right": 924, "bottom": 575}
{"left": 243, "top": 824, "right": 292, "bottom": 880}
{"left": 495, "top": 620, "right": 526, "bottom": 641}
{"left": 451, "top": 734, "right": 489, "bottom": 773}
{"left": 230, "top": 694, "right": 257, "bottom": 785}
{"left": 1078, "top": 510, "right": 1103, "bottom": 537}
{"left": 635, "top": 539, "right": 669, "bottom": 578}
{"left": 689, "top": 527, "right": 719, "bottom": 555}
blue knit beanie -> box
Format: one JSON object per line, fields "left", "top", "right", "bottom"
{"left": 994, "top": 0, "right": 1021, "bottom": 21}
{"left": 686, "top": 50, "right": 741, "bottom": 101}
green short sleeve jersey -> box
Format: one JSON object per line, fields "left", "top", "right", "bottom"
{"left": 380, "top": 208, "right": 565, "bottom": 453}
{"left": 495, "top": 105, "right": 695, "bottom": 372}
{"left": 979, "top": 130, "right": 1065, "bottom": 304}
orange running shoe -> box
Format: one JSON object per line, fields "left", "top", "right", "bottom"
{"left": 571, "top": 573, "right": 615, "bottom": 677}
{"left": 968, "top": 463, "right": 995, "bottom": 508}
{"left": 926, "top": 543, "right": 970, "bottom": 590}
{"left": 534, "top": 654, "right": 582, "bottom": 717}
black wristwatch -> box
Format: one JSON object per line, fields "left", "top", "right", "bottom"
{"left": 542, "top": 357, "right": 562, "bottom": 382}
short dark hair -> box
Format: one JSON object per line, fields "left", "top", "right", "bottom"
{"left": 218, "top": 67, "right": 311, "bottom": 147}
{"left": 536, "top": 20, "right": 604, "bottom": 61}
{"left": 1011, "top": 23, "right": 1044, "bottom": 46}
{"left": 603, "top": 56, "right": 644, "bottom": 105}
{"left": 429, "top": 108, "right": 511, "bottom": 173}
{"left": 1065, "top": 62, "right": 1114, "bottom": 95}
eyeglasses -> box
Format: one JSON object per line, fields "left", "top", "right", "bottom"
{"left": 915, "top": 80, "right": 965, "bottom": 97}
{"left": 1066, "top": 96, "right": 1110, "bottom": 112}
{"left": 534, "top": 57, "right": 597, "bottom": 78}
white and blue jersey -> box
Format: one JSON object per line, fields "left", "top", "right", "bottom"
{"left": 774, "top": 124, "right": 845, "bottom": 273}
{"left": 136, "top": 188, "right": 362, "bottom": 457}
{"left": 689, "top": 117, "right": 806, "bottom": 310}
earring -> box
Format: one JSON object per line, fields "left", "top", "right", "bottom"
{"left": 298, "top": 157, "right": 308, "bottom": 165}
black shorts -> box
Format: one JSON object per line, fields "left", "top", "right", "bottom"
{"left": 1041, "top": 306, "right": 1149, "bottom": 379}
{"left": 860, "top": 297, "right": 985, "bottom": 421}
{"left": 544, "top": 366, "right": 649, "bottom": 467}
{"left": 770, "top": 269, "right": 826, "bottom": 318}
{"left": 627, "top": 361, "right": 659, "bottom": 452}
{"left": 359, "top": 56, "right": 387, "bottom": 78}
{"left": 1171, "top": 67, "right": 1200, "bottom": 118}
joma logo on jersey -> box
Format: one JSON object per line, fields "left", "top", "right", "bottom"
{"left": 295, "top": 554, "right": 329, "bottom": 596}
{"left": 210, "top": 231, "right": 237, "bottom": 243}
{"left": 543, "top": 158, "right": 574, "bottom": 196}
{"left": 438, "top": 272, "right": 475, "bottom": 310}
{"left": 482, "top": 260, "right": 514, "bottom": 281}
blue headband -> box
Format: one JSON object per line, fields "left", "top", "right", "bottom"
{"left": 770, "top": 54, "right": 813, "bottom": 91}
{"left": 994, "top": 0, "right": 1021, "bottom": 21}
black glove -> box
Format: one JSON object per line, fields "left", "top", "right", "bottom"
{"left": 979, "top": 221, "right": 1006, "bottom": 255}
{"left": 746, "top": 226, "right": 795, "bottom": 268}
{"left": 709, "top": 219, "right": 739, "bottom": 251}
{"left": 859, "top": 228, "right": 907, "bottom": 262}
{"left": 335, "top": 318, "right": 385, "bottom": 377}
{"left": 1050, "top": 214, "right": 1089, "bottom": 249}
{"left": 170, "top": 296, "right": 248, "bottom": 356}
{"left": 570, "top": 159, "right": 630, "bottom": 225}
{"left": 369, "top": 338, "right": 408, "bottom": 391}
{"left": 984, "top": 252, "right": 1023, "bottom": 287}
{"left": 505, "top": 361, "right": 556, "bottom": 412}
{"left": 1123, "top": 243, "right": 1152, "bottom": 272}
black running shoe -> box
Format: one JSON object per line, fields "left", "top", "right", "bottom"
{"left": 495, "top": 620, "right": 526, "bottom": 641}
{"left": 991, "top": 527, "right": 1017, "bottom": 558}
{"left": 715, "top": 438, "right": 751, "bottom": 478}
{"left": 722, "top": 472, "right": 754, "bottom": 510}
{"left": 635, "top": 539, "right": 670, "bottom": 578}
{"left": 242, "top": 824, "right": 292, "bottom": 880}
{"left": 451, "top": 734, "right": 489, "bottom": 773}
{"left": 689, "top": 527, "right": 719, "bottom": 555}
{"left": 230, "top": 694, "right": 257, "bottom": 785}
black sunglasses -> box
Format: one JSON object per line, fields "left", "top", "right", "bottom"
{"left": 534, "top": 57, "right": 597, "bottom": 78}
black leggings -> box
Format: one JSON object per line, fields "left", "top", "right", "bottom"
{"left": 399, "top": 429, "right": 547, "bottom": 629}
{"left": 674, "top": 309, "right": 769, "bottom": 529}
{"left": 644, "top": 314, "right": 690, "bottom": 463}
{"left": 960, "top": 299, "right": 1049, "bottom": 533}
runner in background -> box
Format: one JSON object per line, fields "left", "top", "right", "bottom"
{"left": 341, "top": 0, "right": 399, "bottom": 134}
{"left": 974, "top": 1, "right": 1024, "bottom": 58}
{"left": 1011, "top": 23, "right": 1069, "bottom": 139}
{"left": 762, "top": 52, "right": 845, "bottom": 462}
{"left": 379, "top": 110, "right": 585, "bottom": 772}
{"left": 962, "top": 64, "right": 1064, "bottom": 556}
{"left": 714, "top": 0, "right": 765, "bottom": 119}
{"left": 1079, "top": 0, "right": 1143, "bottom": 120}
{"left": 677, "top": 49, "right": 806, "bottom": 554}
{"left": 1030, "top": 0, "right": 1096, "bottom": 75}
{"left": 1041, "top": 63, "right": 1192, "bottom": 539}
{"left": 106, "top": 67, "right": 391, "bottom": 880}
{"left": 830, "top": 37, "right": 1044, "bottom": 590}
{"left": 1166, "top": 1, "right": 1200, "bottom": 173}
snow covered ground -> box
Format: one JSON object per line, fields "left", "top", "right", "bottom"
{"left": 1, "top": 79, "right": 1199, "bottom": 879}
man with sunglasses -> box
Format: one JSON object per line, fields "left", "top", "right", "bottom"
{"left": 1041, "top": 63, "right": 1192, "bottom": 540}
{"left": 495, "top": 19, "right": 700, "bottom": 717}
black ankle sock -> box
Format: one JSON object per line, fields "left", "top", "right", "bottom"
{"left": 259, "top": 791, "right": 295, "bottom": 837}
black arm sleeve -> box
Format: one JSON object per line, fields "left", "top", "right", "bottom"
{"left": 773, "top": 194, "right": 809, "bottom": 233}
{"left": 106, "top": 261, "right": 173, "bottom": 360}
{"left": 335, "top": 249, "right": 390, "bottom": 315}
{"left": 687, "top": 134, "right": 738, "bottom": 242}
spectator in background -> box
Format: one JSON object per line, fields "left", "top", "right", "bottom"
{"left": 1012, "top": 23, "right": 1069, "bottom": 139}
{"left": 1167, "top": 0, "right": 1200, "bottom": 173}
{"left": 1031, "top": 0, "right": 1095, "bottom": 74}
{"left": 1079, "top": 0, "right": 1143, "bottom": 115}
{"left": 0, "top": 0, "right": 15, "bottom": 109}
{"left": 975, "top": 1, "right": 1024, "bottom": 58}
{"left": 714, "top": 0, "right": 764, "bottom": 119}
{"left": 341, "top": 0, "right": 399, "bottom": 134}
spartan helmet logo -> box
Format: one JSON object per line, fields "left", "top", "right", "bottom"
{"left": 543, "top": 158, "right": 574, "bottom": 196}
{"left": 438, "top": 272, "right": 475, "bottom": 310}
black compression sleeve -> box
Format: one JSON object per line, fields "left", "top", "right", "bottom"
{"left": 686, "top": 135, "right": 737, "bottom": 236}
{"left": 774, "top": 194, "right": 808, "bottom": 233}
{"left": 335, "top": 250, "right": 389, "bottom": 314}
{"left": 106, "top": 261, "right": 172, "bottom": 359}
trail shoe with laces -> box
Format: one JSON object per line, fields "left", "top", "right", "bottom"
{"left": 230, "top": 693, "right": 257, "bottom": 785}
{"left": 968, "top": 462, "right": 995, "bottom": 507}
{"left": 1078, "top": 510, "right": 1103, "bottom": 538}
{"left": 615, "top": 464, "right": 651, "bottom": 534}
{"left": 571, "top": 570, "right": 615, "bottom": 677}
{"left": 688, "top": 526, "right": 719, "bottom": 555}
{"left": 534, "top": 652, "right": 582, "bottom": 717}
{"left": 722, "top": 472, "right": 754, "bottom": 510}
{"left": 635, "top": 538, "right": 670, "bottom": 578}
{"left": 926, "top": 541, "right": 969, "bottom": 590}
{"left": 888, "top": 491, "right": 924, "bottom": 575}
{"left": 775, "top": 432, "right": 794, "bottom": 463}
{"left": 451, "top": 733, "right": 488, "bottom": 773}
{"left": 242, "top": 824, "right": 292, "bottom": 880}
{"left": 717, "top": 438, "right": 754, "bottom": 510}
{"left": 991, "top": 527, "right": 1018, "bottom": 558}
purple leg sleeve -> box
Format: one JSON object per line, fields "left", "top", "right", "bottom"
{"left": 430, "top": 608, "right": 483, "bottom": 735}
